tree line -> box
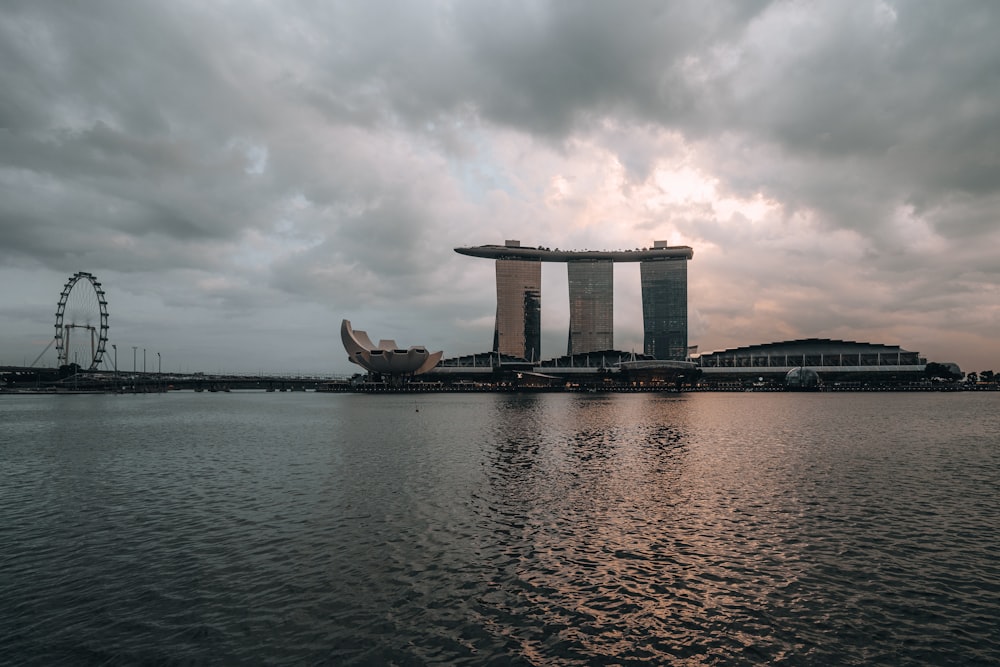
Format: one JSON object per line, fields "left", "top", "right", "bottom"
{"left": 924, "top": 362, "right": 996, "bottom": 384}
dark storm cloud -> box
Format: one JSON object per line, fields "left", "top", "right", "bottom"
{"left": 703, "top": 1, "right": 1000, "bottom": 240}
{"left": 294, "top": 0, "right": 772, "bottom": 137}
{"left": 444, "top": 0, "right": 771, "bottom": 136}
{"left": 0, "top": 2, "right": 235, "bottom": 135}
{"left": 0, "top": 1, "right": 280, "bottom": 275}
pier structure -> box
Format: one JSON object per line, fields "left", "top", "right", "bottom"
{"left": 455, "top": 240, "right": 694, "bottom": 360}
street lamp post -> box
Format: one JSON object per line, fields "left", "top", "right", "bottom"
{"left": 132, "top": 346, "right": 137, "bottom": 392}
{"left": 143, "top": 348, "right": 146, "bottom": 375}
{"left": 157, "top": 352, "right": 161, "bottom": 392}
{"left": 112, "top": 344, "right": 117, "bottom": 391}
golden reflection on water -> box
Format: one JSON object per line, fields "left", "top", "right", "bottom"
{"left": 479, "top": 393, "right": 817, "bottom": 663}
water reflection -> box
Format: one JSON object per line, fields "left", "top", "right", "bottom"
{"left": 474, "top": 394, "right": 720, "bottom": 663}
{"left": 470, "top": 393, "right": 911, "bottom": 663}
{"left": 3, "top": 392, "right": 996, "bottom": 664}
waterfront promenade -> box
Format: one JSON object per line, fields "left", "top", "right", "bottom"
{"left": 4, "top": 365, "right": 995, "bottom": 394}
{"left": 0, "top": 366, "right": 338, "bottom": 394}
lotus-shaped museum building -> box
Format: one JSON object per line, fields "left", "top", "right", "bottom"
{"left": 340, "top": 319, "right": 443, "bottom": 376}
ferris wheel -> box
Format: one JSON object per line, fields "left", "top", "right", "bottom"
{"left": 54, "top": 272, "right": 109, "bottom": 370}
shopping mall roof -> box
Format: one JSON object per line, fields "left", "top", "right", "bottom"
{"left": 697, "top": 338, "right": 919, "bottom": 358}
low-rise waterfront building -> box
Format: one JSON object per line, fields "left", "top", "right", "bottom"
{"left": 694, "top": 338, "right": 939, "bottom": 385}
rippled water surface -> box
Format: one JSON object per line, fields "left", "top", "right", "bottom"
{"left": 2, "top": 391, "right": 998, "bottom": 665}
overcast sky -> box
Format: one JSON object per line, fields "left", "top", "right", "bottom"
{"left": 2, "top": 0, "right": 999, "bottom": 375}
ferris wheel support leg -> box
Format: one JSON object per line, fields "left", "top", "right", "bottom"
{"left": 30, "top": 338, "right": 56, "bottom": 369}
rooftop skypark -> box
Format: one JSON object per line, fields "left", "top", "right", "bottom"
{"left": 454, "top": 239, "right": 693, "bottom": 262}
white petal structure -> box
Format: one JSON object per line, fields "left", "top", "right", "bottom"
{"left": 341, "top": 319, "right": 443, "bottom": 376}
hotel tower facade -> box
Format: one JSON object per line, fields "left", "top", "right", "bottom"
{"left": 493, "top": 255, "right": 541, "bottom": 360}
{"left": 567, "top": 259, "right": 614, "bottom": 355}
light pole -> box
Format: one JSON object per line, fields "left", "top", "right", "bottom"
{"left": 157, "top": 352, "right": 161, "bottom": 392}
{"left": 112, "top": 344, "right": 117, "bottom": 390}
{"left": 143, "top": 348, "right": 146, "bottom": 375}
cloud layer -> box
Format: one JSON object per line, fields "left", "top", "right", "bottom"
{"left": 2, "top": 0, "right": 998, "bottom": 373}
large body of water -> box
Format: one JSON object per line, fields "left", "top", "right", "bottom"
{"left": 1, "top": 391, "right": 998, "bottom": 665}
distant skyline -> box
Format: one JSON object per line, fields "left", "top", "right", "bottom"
{"left": 2, "top": 1, "right": 999, "bottom": 374}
